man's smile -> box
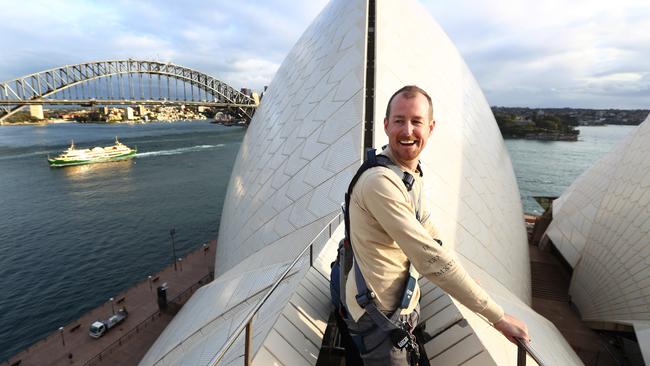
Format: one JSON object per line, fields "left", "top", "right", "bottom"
{"left": 399, "top": 139, "right": 417, "bottom": 146}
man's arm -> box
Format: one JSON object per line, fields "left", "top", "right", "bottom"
{"left": 361, "top": 170, "right": 530, "bottom": 342}
{"left": 360, "top": 169, "right": 503, "bottom": 322}
{"left": 418, "top": 190, "right": 440, "bottom": 239}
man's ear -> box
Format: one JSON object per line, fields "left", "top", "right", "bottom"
{"left": 430, "top": 119, "right": 435, "bottom": 133}
{"left": 384, "top": 117, "right": 389, "bottom": 133}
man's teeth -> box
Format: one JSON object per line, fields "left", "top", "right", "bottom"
{"left": 399, "top": 140, "right": 416, "bottom": 145}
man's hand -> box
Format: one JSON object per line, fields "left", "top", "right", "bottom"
{"left": 493, "top": 313, "right": 530, "bottom": 344}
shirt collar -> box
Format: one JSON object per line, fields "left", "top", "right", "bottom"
{"left": 381, "top": 146, "right": 422, "bottom": 177}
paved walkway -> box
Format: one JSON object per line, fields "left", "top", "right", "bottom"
{"left": 529, "top": 244, "right": 621, "bottom": 365}
{"left": 9, "top": 222, "right": 631, "bottom": 366}
{"left": 5, "top": 241, "right": 216, "bottom": 366}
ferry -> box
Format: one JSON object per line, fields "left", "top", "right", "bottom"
{"left": 47, "top": 138, "right": 137, "bottom": 167}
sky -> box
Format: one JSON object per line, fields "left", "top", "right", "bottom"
{"left": 0, "top": 0, "right": 648, "bottom": 109}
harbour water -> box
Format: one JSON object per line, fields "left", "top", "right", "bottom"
{"left": 0, "top": 121, "right": 245, "bottom": 361}
{"left": 0, "top": 122, "right": 636, "bottom": 362}
{"left": 506, "top": 125, "right": 637, "bottom": 214}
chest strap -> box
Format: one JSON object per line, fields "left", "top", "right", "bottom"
{"left": 347, "top": 149, "right": 420, "bottom": 321}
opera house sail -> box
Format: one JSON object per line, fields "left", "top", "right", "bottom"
{"left": 545, "top": 115, "right": 650, "bottom": 365}
{"left": 140, "top": 0, "right": 583, "bottom": 365}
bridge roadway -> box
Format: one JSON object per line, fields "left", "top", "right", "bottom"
{"left": 0, "top": 100, "right": 255, "bottom": 108}
{"left": 4, "top": 241, "right": 216, "bottom": 366}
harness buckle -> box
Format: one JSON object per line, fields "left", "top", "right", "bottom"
{"left": 402, "top": 172, "right": 415, "bottom": 191}
{"left": 390, "top": 321, "right": 413, "bottom": 349}
{"left": 355, "top": 290, "right": 375, "bottom": 308}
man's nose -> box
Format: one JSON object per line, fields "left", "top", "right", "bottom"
{"left": 405, "top": 121, "right": 415, "bottom": 135}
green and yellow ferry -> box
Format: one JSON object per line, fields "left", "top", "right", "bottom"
{"left": 47, "top": 138, "right": 137, "bottom": 167}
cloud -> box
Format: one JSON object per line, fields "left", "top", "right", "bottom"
{"left": 0, "top": 0, "right": 326, "bottom": 87}
{"left": 1, "top": 0, "right": 647, "bottom": 108}
{"left": 107, "top": 35, "right": 177, "bottom": 61}
{"left": 421, "top": 0, "right": 650, "bottom": 108}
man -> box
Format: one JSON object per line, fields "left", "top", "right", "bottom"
{"left": 344, "top": 85, "right": 529, "bottom": 365}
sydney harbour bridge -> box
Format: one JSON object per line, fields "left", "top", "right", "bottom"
{"left": 0, "top": 59, "right": 259, "bottom": 123}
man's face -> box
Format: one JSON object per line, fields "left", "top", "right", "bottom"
{"left": 383, "top": 92, "right": 435, "bottom": 170}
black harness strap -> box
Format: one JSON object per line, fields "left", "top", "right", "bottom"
{"left": 344, "top": 149, "right": 422, "bottom": 241}
{"left": 342, "top": 148, "right": 424, "bottom": 353}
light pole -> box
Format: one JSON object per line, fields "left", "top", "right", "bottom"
{"left": 59, "top": 326, "right": 65, "bottom": 346}
{"left": 110, "top": 297, "right": 115, "bottom": 315}
{"left": 148, "top": 275, "right": 152, "bottom": 291}
{"left": 170, "top": 228, "right": 177, "bottom": 271}
{"left": 178, "top": 257, "right": 183, "bottom": 272}
{"left": 203, "top": 243, "right": 211, "bottom": 278}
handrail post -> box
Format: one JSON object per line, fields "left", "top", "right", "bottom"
{"left": 517, "top": 342, "right": 526, "bottom": 366}
{"left": 515, "top": 338, "right": 546, "bottom": 366}
{"left": 245, "top": 320, "right": 252, "bottom": 366}
{"left": 206, "top": 213, "right": 342, "bottom": 366}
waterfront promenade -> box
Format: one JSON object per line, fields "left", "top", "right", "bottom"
{"left": 6, "top": 217, "right": 631, "bottom": 366}
{"left": 528, "top": 232, "right": 625, "bottom": 365}
{"left": 5, "top": 241, "right": 216, "bottom": 366}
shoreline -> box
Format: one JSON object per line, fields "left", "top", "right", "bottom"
{"left": 4, "top": 241, "right": 216, "bottom": 366}
{"left": 504, "top": 135, "right": 579, "bottom": 141}
{"left": 1, "top": 119, "right": 72, "bottom": 126}
{"left": 1, "top": 118, "right": 217, "bottom": 126}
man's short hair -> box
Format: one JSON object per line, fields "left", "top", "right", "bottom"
{"left": 385, "top": 85, "right": 434, "bottom": 121}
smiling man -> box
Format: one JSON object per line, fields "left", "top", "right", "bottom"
{"left": 343, "top": 85, "right": 529, "bottom": 365}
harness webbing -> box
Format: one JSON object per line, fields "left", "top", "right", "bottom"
{"left": 343, "top": 149, "right": 419, "bottom": 324}
{"left": 339, "top": 148, "right": 428, "bottom": 356}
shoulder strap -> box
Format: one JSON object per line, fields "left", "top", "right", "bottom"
{"left": 343, "top": 148, "right": 419, "bottom": 310}
{"left": 344, "top": 149, "right": 389, "bottom": 241}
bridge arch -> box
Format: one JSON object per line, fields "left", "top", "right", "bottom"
{"left": 0, "top": 60, "right": 258, "bottom": 122}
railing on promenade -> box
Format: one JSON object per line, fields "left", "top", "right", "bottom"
{"left": 166, "top": 273, "right": 214, "bottom": 315}
{"left": 83, "top": 311, "right": 164, "bottom": 366}
{"left": 83, "top": 272, "right": 213, "bottom": 366}
{"left": 207, "top": 213, "right": 343, "bottom": 366}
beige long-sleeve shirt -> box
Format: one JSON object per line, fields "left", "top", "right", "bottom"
{"left": 344, "top": 148, "right": 504, "bottom": 324}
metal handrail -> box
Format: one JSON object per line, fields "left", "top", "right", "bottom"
{"left": 207, "top": 213, "right": 342, "bottom": 366}
{"left": 203, "top": 211, "right": 547, "bottom": 366}
{"left": 516, "top": 338, "right": 547, "bottom": 366}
